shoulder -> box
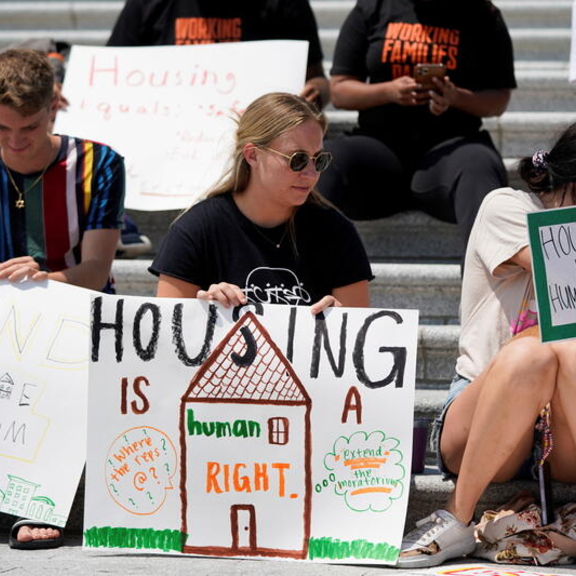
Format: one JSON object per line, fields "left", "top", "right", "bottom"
{"left": 173, "top": 194, "right": 232, "bottom": 228}
{"left": 298, "top": 200, "right": 360, "bottom": 236}
{"left": 62, "top": 136, "right": 124, "bottom": 163}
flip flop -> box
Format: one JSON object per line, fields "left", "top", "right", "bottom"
{"left": 8, "top": 518, "right": 64, "bottom": 550}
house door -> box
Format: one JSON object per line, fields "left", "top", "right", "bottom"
{"left": 231, "top": 504, "right": 256, "bottom": 551}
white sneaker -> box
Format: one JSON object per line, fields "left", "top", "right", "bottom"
{"left": 397, "top": 509, "right": 476, "bottom": 568}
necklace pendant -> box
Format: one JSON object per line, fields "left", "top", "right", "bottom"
{"left": 15, "top": 198, "right": 25, "bottom": 209}
{"left": 276, "top": 243, "right": 280, "bottom": 249}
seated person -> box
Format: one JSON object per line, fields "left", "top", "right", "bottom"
{"left": 0, "top": 48, "right": 125, "bottom": 548}
{"left": 398, "top": 122, "right": 576, "bottom": 567}
{"left": 107, "top": 0, "right": 330, "bottom": 109}
{"left": 150, "top": 91, "right": 372, "bottom": 311}
{"left": 317, "top": 0, "right": 516, "bottom": 253}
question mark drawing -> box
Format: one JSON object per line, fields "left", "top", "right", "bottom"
{"left": 109, "top": 484, "right": 118, "bottom": 494}
{"left": 164, "top": 463, "right": 170, "bottom": 473}
{"left": 129, "top": 498, "right": 137, "bottom": 507}
{"left": 123, "top": 434, "right": 129, "bottom": 443}
{"left": 161, "top": 437, "right": 166, "bottom": 452}
{"left": 149, "top": 467, "right": 158, "bottom": 483}
{"left": 147, "top": 491, "right": 154, "bottom": 501}
{"left": 142, "top": 429, "right": 148, "bottom": 436}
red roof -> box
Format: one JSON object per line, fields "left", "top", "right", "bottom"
{"left": 183, "top": 312, "right": 310, "bottom": 404}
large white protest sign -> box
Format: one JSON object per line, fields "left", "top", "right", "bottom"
{"left": 85, "top": 295, "right": 418, "bottom": 564}
{"left": 0, "top": 281, "right": 90, "bottom": 526}
{"left": 54, "top": 42, "right": 308, "bottom": 210}
{"left": 528, "top": 206, "right": 576, "bottom": 342}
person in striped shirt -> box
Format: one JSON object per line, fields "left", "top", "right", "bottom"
{"left": 0, "top": 49, "right": 125, "bottom": 293}
{"left": 0, "top": 49, "right": 125, "bottom": 549}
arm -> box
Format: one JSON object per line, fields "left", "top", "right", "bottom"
{"left": 0, "top": 229, "right": 119, "bottom": 290}
{"left": 157, "top": 275, "right": 247, "bottom": 308}
{"left": 301, "top": 62, "right": 330, "bottom": 110}
{"left": 428, "top": 76, "right": 511, "bottom": 117}
{"left": 506, "top": 246, "right": 532, "bottom": 271}
{"left": 49, "top": 229, "right": 119, "bottom": 290}
{"left": 331, "top": 74, "right": 428, "bottom": 110}
{"left": 310, "top": 280, "right": 370, "bottom": 315}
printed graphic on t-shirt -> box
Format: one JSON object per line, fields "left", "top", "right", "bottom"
{"left": 175, "top": 17, "right": 242, "bottom": 45}
{"left": 381, "top": 22, "right": 459, "bottom": 79}
{"left": 244, "top": 267, "right": 312, "bottom": 306}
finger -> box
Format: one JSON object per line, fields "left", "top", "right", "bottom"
{"left": 30, "top": 270, "right": 49, "bottom": 282}
{"left": 310, "top": 295, "right": 340, "bottom": 315}
{"left": 196, "top": 290, "right": 215, "bottom": 301}
{"left": 217, "top": 283, "right": 247, "bottom": 307}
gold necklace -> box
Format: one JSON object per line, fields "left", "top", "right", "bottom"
{"left": 5, "top": 157, "right": 53, "bottom": 209}
{"left": 251, "top": 221, "right": 289, "bottom": 249}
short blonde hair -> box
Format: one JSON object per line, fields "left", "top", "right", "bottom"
{"left": 0, "top": 49, "right": 54, "bottom": 115}
{"left": 207, "top": 92, "right": 327, "bottom": 198}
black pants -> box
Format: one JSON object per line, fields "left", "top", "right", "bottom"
{"left": 317, "top": 131, "right": 508, "bottom": 251}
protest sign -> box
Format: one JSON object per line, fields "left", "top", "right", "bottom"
{"left": 85, "top": 294, "right": 418, "bottom": 564}
{"left": 0, "top": 280, "right": 89, "bottom": 526}
{"left": 54, "top": 42, "right": 308, "bottom": 210}
{"left": 528, "top": 206, "right": 576, "bottom": 342}
{"left": 437, "top": 567, "right": 566, "bottom": 576}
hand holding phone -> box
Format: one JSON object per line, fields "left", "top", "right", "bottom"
{"left": 413, "top": 63, "right": 447, "bottom": 90}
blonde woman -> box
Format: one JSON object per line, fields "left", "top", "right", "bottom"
{"left": 150, "top": 92, "right": 372, "bottom": 311}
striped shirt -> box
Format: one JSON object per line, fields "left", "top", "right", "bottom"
{"left": 0, "top": 135, "right": 125, "bottom": 271}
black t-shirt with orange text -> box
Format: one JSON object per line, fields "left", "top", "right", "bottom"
{"left": 107, "top": 0, "right": 323, "bottom": 68}
{"left": 331, "top": 0, "right": 516, "bottom": 155}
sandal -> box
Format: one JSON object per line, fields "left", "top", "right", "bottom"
{"left": 8, "top": 518, "right": 64, "bottom": 550}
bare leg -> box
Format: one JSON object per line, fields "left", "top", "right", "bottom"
{"left": 440, "top": 336, "right": 558, "bottom": 524}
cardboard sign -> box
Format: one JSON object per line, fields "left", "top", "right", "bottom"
{"left": 54, "top": 42, "right": 308, "bottom": 210}
{"left": 0, "top": 281, "right": 90, "bottom": 526}
{"left": 437, "top": 566, "right": 566, "bottom": 576}
{"left": 528, "top": 206, "right": 576, "bottom": 342}
{"left": 84, "top": 294, "right": 419, "bottom": 564}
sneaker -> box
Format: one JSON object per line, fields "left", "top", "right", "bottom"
{"left": 116, "top": 214, "right": 152, "bottom": 258}
{"left": 396, "top": 509, "right": 476, "bottom": 568}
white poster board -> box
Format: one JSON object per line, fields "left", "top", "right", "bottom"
{"left": 0, "top": 281, "right": 90, "bottom": 526}
{"left": 54, "top": 42, "right": 308, "bottom": 210}
{"left": 528, "top": 206, "right": 576, "bottom": 342}
{"left": 85, "top": 294, "right": 419, "bottom": 564}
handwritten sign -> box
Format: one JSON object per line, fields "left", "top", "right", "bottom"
{"left": 0, "top": 280, "right": 90, "bottom": 526}
{"left": 528, "top": 206, "right": 576, "bottom": 342}
{"left": 54, "top": 42, "right": 308, "bottom": 210}
{"left": 85, "top": 295, "right": 419, "bottom": 564}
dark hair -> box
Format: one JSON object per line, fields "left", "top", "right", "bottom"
{"left": 518, "top": 122, "right": 576, "bottom": 196}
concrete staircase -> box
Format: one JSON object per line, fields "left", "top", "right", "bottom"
{"left": 2, "top": 0, "right": 576, "bottom": 533}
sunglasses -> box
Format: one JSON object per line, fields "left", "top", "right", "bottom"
{"left": 259, "top": 146, "right": 333, "bottom": 173}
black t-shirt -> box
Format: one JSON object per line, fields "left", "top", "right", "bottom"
{"left": 107, "top": 0, "right": 323, "bottom": 68}
{"left": 149, "top": 193, "right": 373, "bottom": 306}
{"left": 331, "top": 0, "right": 516, "bottom": 153}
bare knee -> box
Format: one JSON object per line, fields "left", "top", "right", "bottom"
{"left": 493, "top": 337, "right": 558, "bottom": 396}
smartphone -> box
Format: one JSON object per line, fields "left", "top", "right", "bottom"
{"left": 413, "top": 63, "right": 447, "bottom": 90}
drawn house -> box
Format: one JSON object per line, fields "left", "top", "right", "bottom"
{"left": 180, "top": 311, "right": 312, "bottom": 558}
{"left": 0, "top": 373, "right": 14, "bottom": 400}
{"left": 0, "top": 475, "right": 40, "bottom": 517}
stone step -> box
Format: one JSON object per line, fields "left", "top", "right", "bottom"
{"left": 0, "top": 26, "right": 570, "bottom": 65}
{"left": 327, "top": 110, "right": 576, "bottom": 157}
{"left": 112, "top": 259, "right": 460, "bottom": 387}
{"left": 0, "top": 2, "right": 573, "bottom": 64}
{"left": 113, "top": 259, "right": 463, "bottom": 324}
{"left": 406, "top": 470, "right": 576, "bottom": 530}
{"left": 0, "top": 1, "right": 571, "bottom": 32}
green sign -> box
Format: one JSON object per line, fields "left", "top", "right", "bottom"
{"left": 528, "top": 206, "right": 576, "bottom": 342}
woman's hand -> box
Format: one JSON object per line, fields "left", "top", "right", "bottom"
{"left": 0, "top": 256, "right": 48, "bottom": 282}
{"left": 310, "top": 295, "right": 343, "bottom": 315}
{"left": 428, "top": 76, "right": 459, "bottom": 116}
{"left": 196, "top": 282, "right": 247, "bottom": 308}
{"left": 388, "top": 76, "right": 430, "bottom": 106}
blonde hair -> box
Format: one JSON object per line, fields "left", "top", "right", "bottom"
{"left": 0, "top": 49, "right": 54, "bottom": 115}
{"left": 206, "top": 91, "right": 328, "bottom": 204}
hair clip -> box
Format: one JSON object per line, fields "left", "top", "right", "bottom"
{"left": 532, "top": 150, "right": 549, "bottom": 175}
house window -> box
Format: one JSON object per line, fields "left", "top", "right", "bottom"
{"left": 268, "top": 417, "right": 289, "bottom": 445}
